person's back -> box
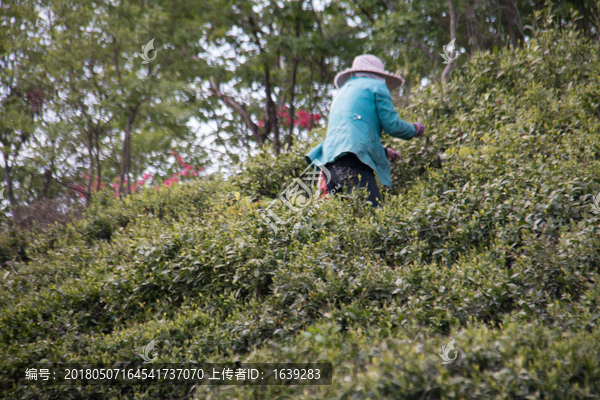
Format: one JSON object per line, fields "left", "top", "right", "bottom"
{"left": 306, "top": 55, "right": 426, "bottom": 206}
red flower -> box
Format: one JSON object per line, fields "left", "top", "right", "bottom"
{"left": 297, "top": 110, "right": 309, "bottom": 128}
{"left": 72, "top": 185, "right": 85, "bottom": 199}
{"left": 279, "top": 111, "right": 290, "bottom": 125}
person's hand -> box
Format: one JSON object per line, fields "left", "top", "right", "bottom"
{"left": 413, "top": 122, "right": 425, "bottom": 137}
{"left": 386, "top": 148, "right": 401, "bottom": 162}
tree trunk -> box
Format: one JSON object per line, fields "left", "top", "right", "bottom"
{"left": 441, "top": 0, "right": 457, "bottom": 83}
{"left": 502, "top": 0, "right": 524, "bottom": 49}
{"left": 3, "top": 158, "right": 16, "bottom": 206}
{"left": 86, "top": 121, "right": 94, "bottom": 206}
{"left": 402, "top": 76, "right": 412, "bottom": 107}
{"left": 288, "top": 57, "right": 299, "bottom": 149}
{"left": 287, "top": 16, "right": 300, "bottom": 149}
{"left": 119, "top": 106, "right": 138, "bottom": 199}
{"left": 95, "top": 129, "right": 102, "bottom": 192}
{"left": 42, "top": 168, "right": 52, "bottom": 198}
{"left": 263, "top": 66, "right": 280, "bottom": 155}
{"left": 118, "top": 132, "right": 127, "bottom": 199}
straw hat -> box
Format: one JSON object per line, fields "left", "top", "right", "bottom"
{"left": 334, "top": 54, "right": 405, "bottom": 91}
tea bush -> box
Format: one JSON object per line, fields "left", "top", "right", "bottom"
{"left": 2, "top": 23, "right": 600, "bottom": 399}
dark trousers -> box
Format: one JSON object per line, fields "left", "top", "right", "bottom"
{"left": 325, "top": 153, "right": 382, "bottom": 207}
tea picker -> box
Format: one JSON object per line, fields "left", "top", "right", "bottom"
{"left": 306, "top": 55, "right": 426, "bottom": 207}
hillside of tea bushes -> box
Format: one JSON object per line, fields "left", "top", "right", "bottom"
{"left": 2, "top": 25, "right": 600, "bottom": 399}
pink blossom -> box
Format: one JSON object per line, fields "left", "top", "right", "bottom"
{"left": 72, "top": 185, "right": 85, "bottom": 199}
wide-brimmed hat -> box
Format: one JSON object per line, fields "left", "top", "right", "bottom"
{"left": 334, "top": 54, "right": 405, "bottom": 91}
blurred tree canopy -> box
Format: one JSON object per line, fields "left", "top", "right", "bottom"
{"left": 0, "top": 0, "right": 598, "bottom": 220}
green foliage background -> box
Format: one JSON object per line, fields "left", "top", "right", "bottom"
{"left": 2, "top": 24, "right": 600, "bottom": 399}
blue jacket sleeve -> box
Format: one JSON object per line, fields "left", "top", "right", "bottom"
{"left": 374, "top": 83, "right": 416, "bottom": 140}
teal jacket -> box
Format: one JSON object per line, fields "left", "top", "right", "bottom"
{"left": 305, "top": 76, "right": 416, "bottom": 187}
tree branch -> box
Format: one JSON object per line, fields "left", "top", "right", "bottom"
{"left": 181, "top": 46, "right": 200, "bottom": 62}
{"left": 208, "top": 77, "right": 263, "bottom": 145}
{"left": 279, "top": 50, "right": 334, "bottom": 81}
{"left": 410, "top": 39, "right": 437, "bottom": 62}
{"left": 351, "top": 0, "right": 375, "bottom": 23}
